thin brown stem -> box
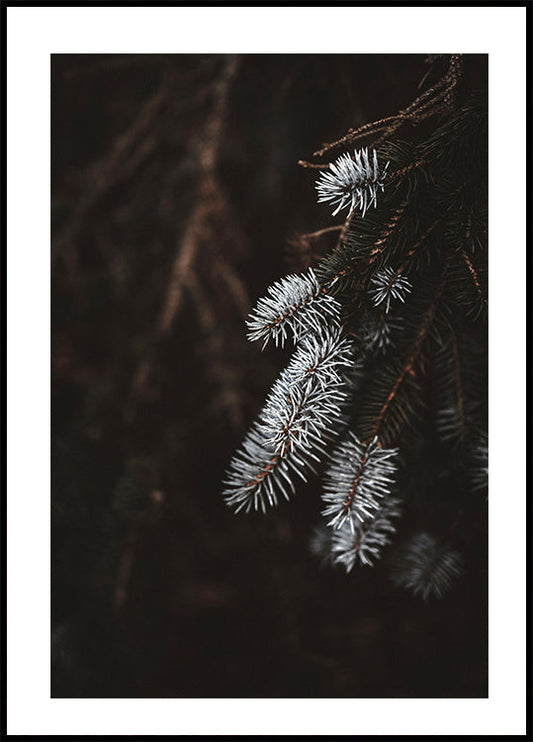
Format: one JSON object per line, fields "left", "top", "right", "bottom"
{"left": 130, "top": 55, "right": 240, "bottom": 400}
{"left": 340, "top": 448, "right": 370, "bottom": 517}
{"left": 55, "top": 73, "right": 174, "bottom": 254}
{"left": 460, "top": 248, "right": 487, "bottom": 307}
{"left": 303, "top": 225, "right": 344, "bottom": 240}
{"left": 309, "top": 55, "right": 461, "bottom": 158}
{"left": 450, "top": 328, "right": 468, "bottom": 439}
{"left": 157, "top": 55, "right": 240, "bottom": 336}
{"left": 368, "top": 263, "right": 449, "bottom": 441}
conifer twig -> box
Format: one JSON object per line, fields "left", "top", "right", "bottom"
{"left": 460, "top": 248, "right": 488, "bottom": 309}
{"left": 312, "top": 55, "right": 462, "bottom": 155}
{"left": 369, "top": 262, "right": 449, "bottom": 441}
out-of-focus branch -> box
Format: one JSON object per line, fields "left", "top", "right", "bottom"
{"left": 308, "top": 55, "right": 463, "bottom": 160}
{"left": 131, "top": 56, "right": 241, "bottom": 401}
{"left": 54, "top": 73, "right": 175, "bottom": 257}
{"left": 156, "top": 55, "right": 240, "bottom": 337}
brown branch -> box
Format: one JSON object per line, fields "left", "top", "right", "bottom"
{"left": 387, "top": 158, "right": 426, "bottom": 183}
{"left": 367, "top": 198, "right": 410, "bottom": 265}
{"left": 340, "top": 449, "right": 370, "bottom": 516}
{"left": 460, "top": 248, "right": 487, "bottom": 307}
{"left": 450, "top": 329, "right": 468, "bottom": 439}
{"left": 368, "top": 264, "right": 449, "bottom": 441}
{"left": 313, "top": 116, "right": 400, "bottom": 157}
{"left": 157, "top": 177, "right": 216, "bottom": 336}
{"left": 394, "top": 190, "right": 463, "bottom": 278}
{"left": 157, "top": 55, "right": 240, "bottom": 336}
{"left": 308, "top": 55, "right": 462, "bottom": 159}
{"left": 322, "top": 198, "right": 409, "bottom": 297}
{"left": 55, "top": 73, "right": 174, "bottom": 254}
{"left": 297, "top": 160, "right": 329, "bottom": 170}
{"left": 130, "top": 55, "right": 240, "bottom": 400}
{"left": 245, "top": 454, "right": 280, "bottom": 488}
{"left": 303, "top": 225, "right": 344, "bottom": 240}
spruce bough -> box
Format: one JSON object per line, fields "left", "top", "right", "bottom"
{"left": 223, "top": 56, "right": 487, "bottom": 600}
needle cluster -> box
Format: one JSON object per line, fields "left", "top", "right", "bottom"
{"left": 369, "top": 267, "right": 412, "bottom": 312}
{"left": 390, "top": 532, "right": 463, "bottom": 599}
{"left": 321, "top": 433, "right": 399, "bottom": 531}
{"left": 246, "top": 268, "right": 340, "bottom": 349}
{"left": 315, "top": 148, "right": 389, "bottom": 217}
{"left": 331, "top": 495, "right": 402, "bottom": 570}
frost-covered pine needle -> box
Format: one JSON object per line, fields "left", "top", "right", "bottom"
{"left": 259, "top": 381, "right": 344, "bottom": 455}
{"left": 322, "top": 433, "right": 398, "bottom": 531}
{"left": 223, "top": 420, "right": 326, "bottom": 514}
{"left": 315, "top": 148, "right": 389, "bottom": 217}
{"left": 246, "top": 268, "right": 340, "bottom": 350}
{"left": 260, "top": 370, "right": 348, "bottom": 455}
{"left": 369, "top": 267, "right": 412, "bottom": 313}
{"left": 331, "top": 496, "right": 402, "bottom": 571}
{"left": 224, "top": 329, "right": 356, "bottom": 513}
{"left": 390, "top": 532, "right": 463, "bottom": 600}
{"left": 284, "top": 327, "right": 355, "bottom": 389}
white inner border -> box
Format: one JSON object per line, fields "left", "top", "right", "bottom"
{"left": 6, "top": 5, "right": 527, "bottom": 737}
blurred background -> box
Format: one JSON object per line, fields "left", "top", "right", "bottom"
{"left": 52, "top": 54, "right": 487, "bottom": 698}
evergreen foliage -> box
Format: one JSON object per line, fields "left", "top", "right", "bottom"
{"left": 223, "top": 54, "right": 487, "bottom": 599}
{"left": 332, "top": 495, "right": 402, "bottom": 571}
{"left": 315, "top": 148, "right": 389, "bottom": 217}
{"left": 52, "top": 53, "right": 488, "bottom": 698}
{"left": 390, "top": 532, "right": 463, "bottom": 600}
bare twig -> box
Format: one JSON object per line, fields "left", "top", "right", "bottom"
{"left": 156, "top": 55, "right": 240, "bottom": 337}
{"left": 54, "top": 73, "right": 174, "bottom": 255}
{"left": 130, "top": 55, "right": 241, "bottom": 399}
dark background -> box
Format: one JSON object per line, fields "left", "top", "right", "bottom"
{"left": 52, "top": 54, "right": 487, "bottom": 698}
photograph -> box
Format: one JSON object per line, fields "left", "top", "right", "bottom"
{"left": 51, "top": 51, "right": 489, "bottom": 699}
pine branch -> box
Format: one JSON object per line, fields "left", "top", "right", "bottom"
{"left": 459, "top": 248, "right": 488, "bottom": 313}
{"left": 368, "top": 266, "right": 412, "bottom": 313}
{"left": 246, "top": 268, "right": 341, "bottom": 349}
{"left": 321, "top": 433, "right": 398, "bottom": 531}
{"left": 361, "top": 310, "right": 404, "bottom": 355}
{"left": 368, "top": 308, "right": 437, "bottom": 440}
{"left": 315, "top": 148, "right": 389, "bottom": 217}
{"left": 441, "top": 329, "right": 468, "bottom": 441}
{"left": 284, "top": 328, "right": 356, "bottom": 389}
{"left": 259, "top": 369, "right": 348, "bottom": 455}
{"left": 225, "top": 328, "right": 354, "bottom": 512}
{"left": 331, "top": 495, "right": 402, "bottom": 571}
{"left": 358, "top": 267, "right": 449, "bottom": 446}
{"left": 223, "top": 56, "right": 486, "bottom": 596}
{"left": 224, "top": 424, "right": 304, "bottom": 513}
{"left": 390, "top": 532, "right": 463, "bottom": 599}
{"left": 311, "top": 55, "right": 462, "bottom": 157}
